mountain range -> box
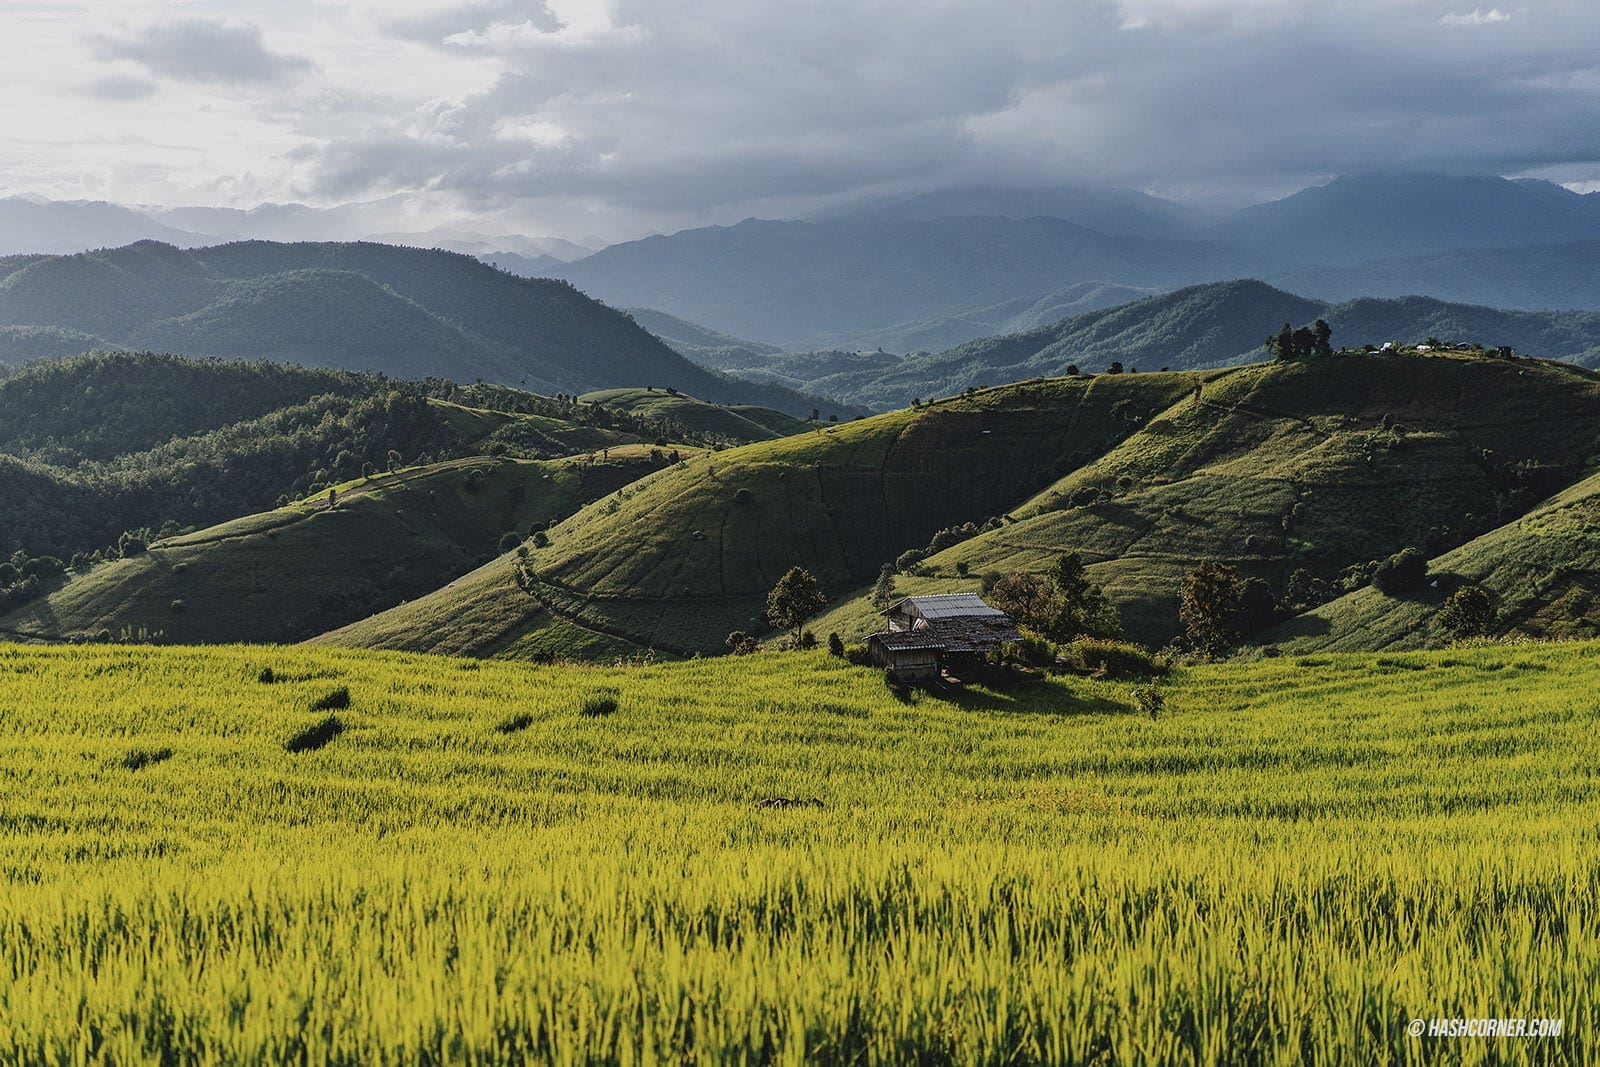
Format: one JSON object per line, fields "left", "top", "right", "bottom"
{"left": 0, "top": 240, "right": 848, "bottom": 417}
{"left": 14, "top": 173, "right": 1600, "bottom": 358}
{"left": 527, "top": 173, "right": 1600, "bottom": 351}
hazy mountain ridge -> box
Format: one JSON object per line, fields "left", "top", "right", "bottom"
{"left": 718, "top": 280, "right": 1600, "bottom": 409}
{"left": 0, "top": 240, "right": 851, "bottom": 418}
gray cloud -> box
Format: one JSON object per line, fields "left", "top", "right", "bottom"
{"left": 86, "top": 73, "right": 159, "bottom": 101}
{"left": 93, "top": 18, "right": 313, "bottom": 86}
{"left": 280, "top": 0, "right": 1600, "bottom": 233}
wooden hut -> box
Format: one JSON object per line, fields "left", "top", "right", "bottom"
{"left": 868, "top": 593, "right": 1021, "bottom": 680}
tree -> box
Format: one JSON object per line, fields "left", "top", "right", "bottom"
{"left": 1312, "top": 319, "right": 1333, "bottom": 358}
{"left": 1373, "top": 547, "right": 1428, "bottom": 595}
{"left": 1180, "top": 561, "right": 1245, "bottom": 660}
{"left": 1268, "top": 322, "right": 1296, "bottom": 361}
{"left": 1047, "top": 551, "right": 1120, "bottom": 640}
{"left": 988, "top": 572, "right": 1059, "bottom": 633}
{"left": 872, "top": 563, "right": 897, "bottom": 606}
{"left": 726, "top": 630, "right": 759, "bottom": 655}
{"left": 1439, "top": 585, "right": 1496, "bottom": 639}
{"left": 1106, "top": 361, "right": 1125, "bottom": 375}
{"left": 767, "top": 567, "right": 826, "bottom": 647}
{"left": 118, "top": 531, "right": 147, "bottom": 558}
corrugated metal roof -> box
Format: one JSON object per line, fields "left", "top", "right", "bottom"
{"left": 867, "top": 631, "right": 945, "bottom": 651}
{"left": 892, "top": 593, "right": 1007, "bottom": 620}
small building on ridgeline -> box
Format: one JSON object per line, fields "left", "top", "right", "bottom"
{"left": 867, "top": 593, "right": 1021, "bottom": 680}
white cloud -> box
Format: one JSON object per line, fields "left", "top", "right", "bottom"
{"left": 1440, "top": 7, "right": 1512, "bottom": 26}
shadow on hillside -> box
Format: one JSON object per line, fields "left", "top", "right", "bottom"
{"left": 924, "top": 680, "right": 1128, "bottom": 717}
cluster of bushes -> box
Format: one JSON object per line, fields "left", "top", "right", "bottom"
{"left": 0, "top": 551, "right": 65, "bottom": 611}
{"left": 892, "top": 518, "right": 1002, "bottom": 576}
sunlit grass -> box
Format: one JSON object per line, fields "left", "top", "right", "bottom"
{"left": 0, "top": 640, "right": 1595, "bottom": 1063}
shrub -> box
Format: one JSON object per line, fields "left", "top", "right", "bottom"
{"left": 285, "top": 715, "right": 344, "bottom": 753}
{"left": 1439, "top": 585, "right": 1497, "bottom": 639}
{"left": 726, "top": 631, "right": 759, "bottom": 655}
{"left": 733, "top": 488, "right": 754, "bottom": 504}
{"left": 309, "top": 687, "right": 351, "bottom": 711}
{"left": 580, "top": 692, "right": 619, "bottom": 718}
{"left": 1373, "top": 547, "right": 1429, "bottom": 595}
{"left": 1130, "top": 685, "right": 1165, "bottom": 719}
{"left": 118, "top": 531, "right": 147, "bottom": 558}
{"left": 495, "top": 713, "right": 534, "bottom": 734}
{"left": 257, "top": 667, "right": 276, "bottom": 684}
{"left": 799, "top": 630, "right": 818, "bottom": 650}
{"left": 119, "top": 747, "right": 174, "bottom": 771}
{"left": 168, "top": 599, "right": 186, "bottom": 613}
{"left": 498, "top": 532, "right": 522, "bottom": 554}
{"left": 827, "top": 632, "right": 845, "bottom": 657}
{"left": 1058, "top": 637, "right": 1163, "bottom": 678}
{"left": 1005, "top": 635, "right": 1056, "bottom": 669}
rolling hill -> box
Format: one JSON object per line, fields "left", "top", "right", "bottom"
{"left": 0, "top": 454, "right": 664, "bottom": 646}
{"left": 802, "top": 281, "right": 1600, "bottom": 409}
{"left": 0, "top": 352, "right": 691, "bottom": 563}
{"left": 314, "top": 349, "right": 1600, "bottom": 660}
{"left": 577, "top": 388, "right": 809, "bottom": 442}
{"left": 0, "top": 241, "right": 845, "bottom": 417}
{"left": 810, "top": 351, "right": 1600, "bottom": 648}
{"left": 1264, "top": 466, "right": 1600, "bottom": 653}
{"left": 310, "top": 371, "right": 1222, "bottom": 658}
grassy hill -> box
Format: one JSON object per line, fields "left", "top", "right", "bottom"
{"left": 1, "top": 638, "right": 1596, "bottom": 1061}
{"left": 1266, "top": 467, "right": 1600, "bottom": 652}
{"left": 0, "top": 455, "right": 666, "bottom": 646}
{"left": 814, "top": 351, "right": 1600, "bottom": 649}
{"left": 578, "top": 387, "right": 809, "bottom": 443}
{"left": 0, "top": 240, "right": 843, "bottom": 417}
{"left": 0, "top": 353, "right": 681, "bottom": 563}
{"left": 317, "top": 372, "right": 1207, "bottom": 657}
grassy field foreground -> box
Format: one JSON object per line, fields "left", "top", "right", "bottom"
{"left": 0, "top": 641, "right": 1596, "bottom": 1063}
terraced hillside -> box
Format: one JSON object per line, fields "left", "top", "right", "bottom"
{"left": 1266, "top": 467, "right": 1600, "bottom": 652}
{"left": 318, "top": 372, "right": 1202, "bottom": 657}
{"left": 1, "top": 455, "right": 663, "bottom": 645}
{"left": 812, "top": 351, "right": 1600, "bottom": 649}
{"left": 578, "top": 387, "right": 809, "bottom": 443}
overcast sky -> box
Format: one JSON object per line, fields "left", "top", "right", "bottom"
{"left": 4, "top": 0, "right": 1600, "bottom": 242}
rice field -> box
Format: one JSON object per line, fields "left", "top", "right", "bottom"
{"left": 0, "top": 640, "right": 1595, "bottom": 1064}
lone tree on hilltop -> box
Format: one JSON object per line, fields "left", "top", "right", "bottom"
{"left": 767, "top": 567, "right": 826, "bottom": 648}
{"left": 1180, "top": 561, "right": 1245, "bottom": 660}
{"left": 1439, "top": 585, "right": 1496, "bottom": 640}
